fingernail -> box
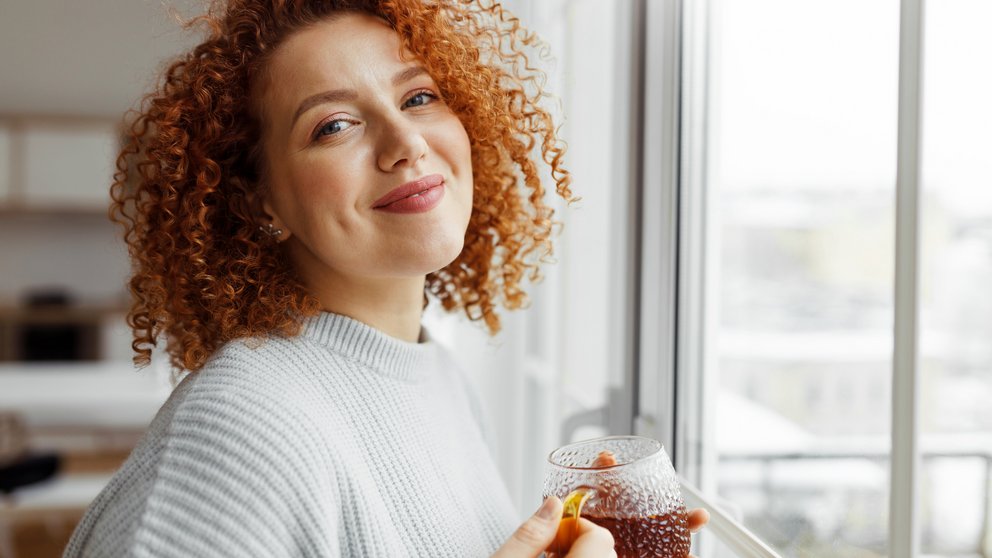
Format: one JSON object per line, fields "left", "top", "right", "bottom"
{"left": 536, "top": 497, "right": 557, "bottom": 520}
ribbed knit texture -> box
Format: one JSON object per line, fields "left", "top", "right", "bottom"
{"left": 63, "top": 312, "right": 520, "bottom": 557}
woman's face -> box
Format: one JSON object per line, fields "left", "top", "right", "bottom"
{"left": 257, "top": 11, "right": 473, "bottom": 290}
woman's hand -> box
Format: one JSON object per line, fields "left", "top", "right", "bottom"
{"left": 688, "top": 508, "right": 710, "bottom": 532}
{"left": 687, "top": 507, "right": 710, "bottom": 558}
{"left": 491, "top": 498, "right": 711, "bottom": 558}
{"left": 491, "top": 496, "right": 615, "bottom": 558}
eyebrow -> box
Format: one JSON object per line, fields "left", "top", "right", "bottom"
{"left": 290, "top": 66, "right": 431, "bottom": 128}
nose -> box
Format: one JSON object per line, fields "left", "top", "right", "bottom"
{"left": 376, "top": 116, "right": 429, "bottom": 172}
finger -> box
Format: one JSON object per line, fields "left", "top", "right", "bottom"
{"left": 492, "top": 497, "right": 562, "bottom": 558}
{"left": 591, "top": 451, "right": 618, "bottom": 468}
{"left": 687, "top": 508, "right": 710, "bottom": 533}
{"left": 565, "top": 518, "right": 616, "bottom": 557}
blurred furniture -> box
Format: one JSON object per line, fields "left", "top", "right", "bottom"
{"left": 0, "top": 364, "right": 169, "bottom": 558}
{"left": 0, "top": 412, "right": 62, "bottom": 558}
{"left": 0, "top": 454, "right": 61, "bottom": 499}
{"left": 0, "top": 414, "right": 26, "bottom": 464}
{"left": 0, "top": 413, "right": 61, "bottom": 498}
{"left": 0, "top": 506, "right": 83, "bottom": 558}
{"left": 0, "top": 297, "right": 126, "bottom": 362}
{"left": 0, "top": 409, "right": 134, "bottom": 558}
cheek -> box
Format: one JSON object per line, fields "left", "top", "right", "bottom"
{"left": 430, "top": 113, "right": 471, "bottom": 161}
{"left": 278, "top": 158, "right": 357, "bottom": 219}
{"left": 458, "top": 130, "right": 474, "bottom": 208}
{"left": 439, "top": 120, "right": 474, "bottom": 193}
{"left": 453, "top": 124, "right": 473, "bottom": 172}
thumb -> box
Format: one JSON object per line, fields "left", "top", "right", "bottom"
{"left": 491, "top": 497, "right": 563, "bottom": 558}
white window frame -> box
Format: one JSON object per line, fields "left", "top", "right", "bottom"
{"left": 633, "top": 0, "right": 927, "bottom": 555}
{"left": 890, "top": 0, "right": 924, "bottom": 554}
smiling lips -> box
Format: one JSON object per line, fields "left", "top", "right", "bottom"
{"left": 372, "top": 173, "right": 446, "bottom": 214}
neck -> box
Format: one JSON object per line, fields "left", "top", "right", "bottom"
{"left": 305, "top": 272, "right": 425, "bottom": 343}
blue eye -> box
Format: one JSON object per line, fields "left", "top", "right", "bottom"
{"left": 404, "top": 91, "right": 437, "bottom": 108}
{"left": 316, "top": 119, "right": 354, "bottom": 138}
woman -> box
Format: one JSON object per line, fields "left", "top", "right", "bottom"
{"left": 65, "top": 1, "right": 707, "bottom": 556}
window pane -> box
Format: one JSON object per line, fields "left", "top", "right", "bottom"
{"left": 702, "top": 1, "right": 899, "bottom": 555}
{"left": 920, "top": 1, "right": 992, "bottom": 555}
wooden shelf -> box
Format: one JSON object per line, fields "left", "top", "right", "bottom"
{"left": 0, "top": 203, "right": 111, "bottom": 219}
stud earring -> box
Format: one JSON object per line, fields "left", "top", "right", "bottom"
{"left": 259, "top": 222, "right": 284, "bottom": 239}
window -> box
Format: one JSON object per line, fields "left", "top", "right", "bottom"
{"left": 704, "top": 1, "right": 898, "bottom": 553}
{"left": 641, "top": 0, "right": 992, "bottom": 556}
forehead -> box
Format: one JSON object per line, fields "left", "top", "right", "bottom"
{"left": 265, "top": 11, "right": 408, "bottom": 96}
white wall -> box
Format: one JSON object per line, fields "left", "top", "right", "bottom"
{"left": 0, "top": 215, "right": 129, "bottom": 304}
{"left": 0, "top": 0, "right": 201, "bottom": 117}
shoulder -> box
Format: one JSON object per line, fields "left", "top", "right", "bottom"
{"left": 116, "top": 337, "right": 341, "bottom": 555}
{"left": 64, "top": 333, "right": 343, "bottom": 558}
{"left": 165, "top": 343, "right": 329, "bottom": 479}
{"left": 147, "top": 333, "right": 349, "bottom": 501}
{"left": 192, "top": 332, "right": 350, "bottom": 408}
{"left": 205, "top": 332, "right": 320, "bottom": 379}
{"left": 175, "top": 334, "right": 339, "bottom": 445}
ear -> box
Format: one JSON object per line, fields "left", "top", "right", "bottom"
{"left": 248, "top": 186, "right": 292, "bottom": 242}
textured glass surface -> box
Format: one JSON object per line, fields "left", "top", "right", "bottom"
{"left": 544, "top": 436, "right": 690, "bottom": 558}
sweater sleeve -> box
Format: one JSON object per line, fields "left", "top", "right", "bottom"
{"left": 129, "top": 371, "right": 340, "bottom": 558}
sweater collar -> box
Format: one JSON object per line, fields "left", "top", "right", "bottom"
{"left": 300, "top": 311, "right": 436, "bottom": 382}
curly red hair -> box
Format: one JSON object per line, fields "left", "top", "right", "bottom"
{"left": 113, "top": 0, "right": 572, "bottom": 372}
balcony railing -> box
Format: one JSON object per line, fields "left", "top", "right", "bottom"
{"left": 711, "top": 444, "right": 992, "bottom": 557}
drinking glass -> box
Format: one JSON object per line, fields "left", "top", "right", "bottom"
{"left": 543, "top": 435, "right": 690, "bottom": 558}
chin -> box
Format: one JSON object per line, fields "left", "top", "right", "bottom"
{"left": 432, "top": 242, "right": 466, "bottom": 273}
{"left": 427, "top": 236, "right": 466, "bottom": 273}
{"left": 387, "top": 234, "right": 465, "bottom": 277}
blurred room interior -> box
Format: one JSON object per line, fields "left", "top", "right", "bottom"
{"left": 0, "top": 1, "right": 989, "bottom": 557}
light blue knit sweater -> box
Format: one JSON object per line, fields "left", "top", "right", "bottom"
{"left": 64, "top": 312, "right": 520, "bottom": 557}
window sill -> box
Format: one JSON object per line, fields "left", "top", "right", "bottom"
{"left": 680, "top": 479, "right": 783, "bottom": 558}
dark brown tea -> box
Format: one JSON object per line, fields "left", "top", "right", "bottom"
{"left": 588, "top": 507, "right": 691, "bottom": 558}
{"left": 548, "top": 507, "right": 690, "bottom": 558}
